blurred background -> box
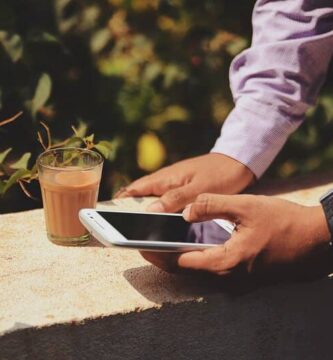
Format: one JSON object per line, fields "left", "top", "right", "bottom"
{"left": 0, "top": 0, "right": 333, "bottom": 213}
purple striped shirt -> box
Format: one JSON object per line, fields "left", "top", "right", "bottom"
{"left": 211, "top": 0, "right": 333, "bottom": 178}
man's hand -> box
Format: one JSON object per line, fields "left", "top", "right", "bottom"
{"left": 177, "top": 194, "right": 331, "bottom": 275}
{"left": 114, "top": 153, "right": 254, "bottom": 213}
{"left": 142, "top": 194, "right": 331, "bottom": 275}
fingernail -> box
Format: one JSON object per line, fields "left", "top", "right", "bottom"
{"left": 182, "top": 204, "right": 192, "bottom": 220}
{"left": 113, "top": 187, "right": 128, "bottom": 199}
{"left": 147, "top": 201, "right": 165, "bottom": 213}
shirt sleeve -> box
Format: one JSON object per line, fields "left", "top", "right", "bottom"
{"left": 211, "top": 0, "right": 333, "bottom": 178}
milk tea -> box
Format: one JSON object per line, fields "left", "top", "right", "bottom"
{"left": 39, "top": 167, "right": 101, "bottom": 244}
{"left": 38, "top": 148, "right": 103, "bottom": 245}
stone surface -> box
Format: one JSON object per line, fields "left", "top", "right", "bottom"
{"left": 1, "top": 172, "right": 333, "bottom": 359}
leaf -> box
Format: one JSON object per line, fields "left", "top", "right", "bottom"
{"left": 0, "top": 31, "right": 23, "bottom": 62}
{"left": 29, "top": 32, "right": 60, "bottom": 44}
{"left": 10, "top": 152, "right": 31, "bottom": 170}
{"left": 320, "top": 96, "right": 333, "bottom": 121}
{"left": 147, "top": 105, "right": 189, "bottom": 130}
{"left": 3, "top": 169, "right": 31, "bottom": 193}
{"left": 93, "top": 140, "right": 118, "bottom": 160}
{"left": 0, "top": 148, "right": 12, "bottom": 164}
{"left": 90, "top": 29, "right": 111, "bottom": 54}
{"left": 84, "top": 134, "right": 95, "bottom": 144}
{"left": 71, "top": 121, "right": 88, "bottom": 138}
{"left": 163, "top": 64, "right": 187, "bottom": 88}
{"left": 28, "top": 164, "right": 38, "bottom": 180}
{"left": 55, "top": 0, "right": 81, "bottom": 34}
{"left": 31, "top": 73, "right": 52, "bottom": 117}
{"left": 94, "top": 143, "right": 110, "bottom": 159}
{"left": 64, "top": 136, "right": 83, "bottom": 147}
{"left": 226, "top": 37, "right": 248, "bottom": 56}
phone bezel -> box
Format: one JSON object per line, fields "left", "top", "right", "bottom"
{"left": 79, "top": 208, "right": 226, "bottom": 252}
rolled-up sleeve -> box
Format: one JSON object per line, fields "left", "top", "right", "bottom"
{"left": 211, "top": 0, "right": 333, "bottom": 178}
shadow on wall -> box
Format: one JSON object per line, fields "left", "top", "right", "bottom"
{"left": 123, "top": 256, "right": 333, "bottom": 305}
{"left": 249, "top": 169, "right": 333, "bottom": 196}
{"left": 121, "top": 264, "right": 274, "bottom": 305}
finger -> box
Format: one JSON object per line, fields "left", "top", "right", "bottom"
{"left": 148, "top": 183, "right": 198, "bottom": 213}
{"left": 115, "top": 175, "right": 156, "bottom": 198}
{"left": 116, "top": 171, "right": 182, "bottom": 199}
{"left": 177, "top": 234, "right": 244, "bottom": 274}
{"left": 113, "top": 186, "right": 128, "bottom": 199}
{"left": 183, "top": 193, "right": 250, "bottom": 223}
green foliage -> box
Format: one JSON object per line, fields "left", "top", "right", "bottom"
{"left": 31, "top": 73, "right": 52, "bottom": 118}
{"left": 0, "top": 148, "right": 11, "bottom": 164}
{"left": 0, "top": 31, "right": 23, "bottom": 62}
{"left": 0, "top": 0, "right": 332, "bottom": 212}
{"left": 10, "top": 152, "right": 31, "bottom": 169}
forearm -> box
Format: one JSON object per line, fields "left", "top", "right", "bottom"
{"left": 213, "top": 0, "right": 333, "bottom": 178}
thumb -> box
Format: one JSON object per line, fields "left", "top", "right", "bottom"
{"left": 177, "top": 232, "right": 246, "bottom": 273}
{"left": 147, "top": 184, "right": 198, "bottom": 213}
{"left": 183, "top": 193, "right": 249, "bottom": 223}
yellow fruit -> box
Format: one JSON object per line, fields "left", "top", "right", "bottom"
{"left": 137, "top": 133, "right": 166, "bottom": 172}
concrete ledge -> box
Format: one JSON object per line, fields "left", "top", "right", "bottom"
{"left": 1, "top": 172, "right": 333, "bottom": 359}
{"left": 2, "top": 277, "right": 333, "bottom": 360}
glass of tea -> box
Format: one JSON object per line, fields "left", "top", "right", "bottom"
{"left": 37, "top": 148, "right": 103, "bottom": 246}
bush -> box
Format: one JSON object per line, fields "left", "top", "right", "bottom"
{"left": 0, "top": 0, "right": 332, "bottom": 213}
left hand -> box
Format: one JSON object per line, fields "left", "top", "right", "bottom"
{"left": 143, "top": 194, "right": 331, "bottom": 275}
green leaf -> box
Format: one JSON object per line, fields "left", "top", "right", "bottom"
{"left": 84, "top": 134, "right": 95, "bottom": 144}
{"left": 65, "top": 136, "right": 83, "bottom": 147}
{"left": 72, "top": 121, "right": 88, "bottom": 138}
{"left": 94, "top": 143, "right": 110, "bottom": 159}
{"left": 0, "top": 148, "right": 12, "bottom": 164}
{"left": 147, "top": 105, "right": 189, "bottom": 130}
{"left": 29, "top": 32, "right": 60, "bottom": 44}
{"left": 90, "top": 29, "right": 111, "bottom": 54}
{"left": 320, "top": 96, "right": 333, "bottom": 121}
{"left": 10, "top": 152, "right": 31, "bottom": 170}
{"left": 163, "top": 64, "right": 187, "bottom": 88}
{"left": 55, "top": 0, "right": 80, "bottom": 34}
{"left": 94, "top": 140, "right": 119, "bottom": 161}
{"left": 29, "top": 164, "right": 38, "bottom": 178}
{"left": 0, "top": 31, "right": 23, "bottom": 62}
{"left": 226, "top": 37, "right": 248, "bottom": 56}
{"left": 31, "top": 73, "right": 52, "bottom": 117}
{"left": 3, "top": 169, "right": 31, "bottom": 193}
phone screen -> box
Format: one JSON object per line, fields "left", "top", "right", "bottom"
{"left": 97, "top": 211, "right": 231, "bottom": 244}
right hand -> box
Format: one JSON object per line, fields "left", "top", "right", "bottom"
{"left": 115, "top": 153, "right": 254, "bottom": 213}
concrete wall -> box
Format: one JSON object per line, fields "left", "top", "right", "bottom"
{"left": 1, "top": 172, "right": 333, "bottom": 359}
{"left": 2, "top": 277, "right": 333, "bottom": 360}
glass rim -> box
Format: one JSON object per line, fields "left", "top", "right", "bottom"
{"left": 37, "top": 147, "right": 104, "bottom": 171}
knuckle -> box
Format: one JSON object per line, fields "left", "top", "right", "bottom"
{"left": 195, "top": 193, "right": 213, "bottom": 216}
{"left": 196, "top": 193, "right": 211, "bottom": 203}
{"left": 166, "top": 189, "right": 184, "bottom": 203}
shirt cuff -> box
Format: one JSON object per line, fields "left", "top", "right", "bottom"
{"left": 210, "top": 98, "right": 303, "bottom": 178}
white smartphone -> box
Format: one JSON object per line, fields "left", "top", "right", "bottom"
{"left": 79, "top": 208, "right": 234, "bottom": 252}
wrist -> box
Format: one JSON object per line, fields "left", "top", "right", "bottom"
{"left": 308, "top": 206, "right": 331, "bottom": 245}
{"left": 210, "top": 152, "right": 255, "bottom": 188}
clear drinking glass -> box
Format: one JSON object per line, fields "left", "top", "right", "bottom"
{"left": 37, "top": 148, "right": 103, "bottom": 246}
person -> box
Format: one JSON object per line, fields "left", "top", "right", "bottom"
{"left": 115, "top": 0, "right": 333, "bottom": 275}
